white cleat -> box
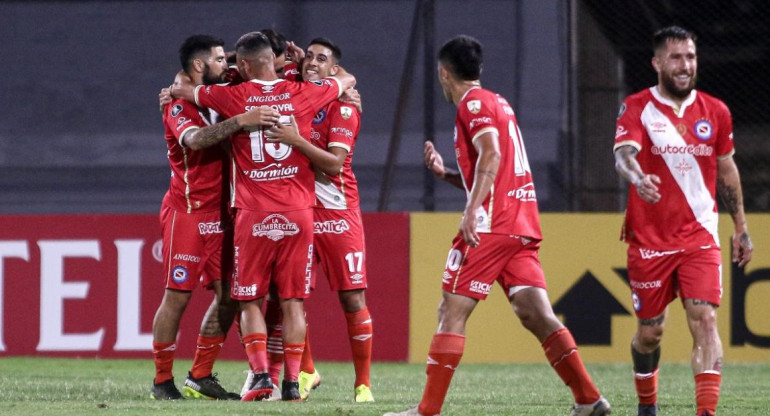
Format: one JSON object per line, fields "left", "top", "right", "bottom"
{"left": 570, "top": 396, "right": 612, "bottom": 416}
{"left": 383, "top": 406, "right": 434, "bottom": 416}
{"left": 240, "top": 370, "right": 254, "bottom": 397}
{"left": 264, "top": 383, "right": 282, "bottom": 401}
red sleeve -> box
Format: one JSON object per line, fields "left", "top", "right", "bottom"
{"left": 326, "top": 103, "right": 360, "bottom": 152}
{"left": 614, "top": 97, "right": 645, "bottom": 152}
{"left": 165, "top": 100, "right": 206, "bottom": 145}
{"left": 714, "top": 100, "right": 735, "bottom": 157}
{"left": 283, "top": 62, "right": 300, "bottom": 81}
{"left": 194, "top": 84, "right": 242, "bottom": 119}
{"left": 458, "top": 93, "right": 498, "bottom": 142}
{"left": 299, "top": 78, "right": 342, "bottom": 116}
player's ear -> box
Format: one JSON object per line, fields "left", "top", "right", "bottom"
{"left": 651, "top": 56, "right": 660, "bottom": 73}
{"left": 193, "top": 58, "right": 205, "bottom": 73}
{"left": 330, "top": 64, "right": 340, "bottom": 76}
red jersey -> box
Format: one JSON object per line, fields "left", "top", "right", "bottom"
{"left": 614, "top": 87, "right": 735, "bottom": 250}
{"left": 194, "top": 77, "right": 343, "bottom": 211}
{"left": 311, "top": 101, "right": 361, "bottom": 210}
{"left": 454, "top": 87, "right": 542, "bottom": 239}
{"left": 161, "top": 98, "right": 226, "bottom": 213}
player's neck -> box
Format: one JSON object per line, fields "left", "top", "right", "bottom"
{"left": 655, "top": 84, "right": 688, "bottom": 109}
{"left": 452, "top": 80, "right": 481, "bottom": 105}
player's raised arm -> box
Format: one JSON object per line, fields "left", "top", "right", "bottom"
{"left": 265, "top": 116, "right": 345, "bottom": 175}
{"left": 182, "top": 105, "right": 280, "bottom": 151}
{"left": 329, "top": 65, "right": 356, "bottom": 93}
{"left": 424, "top": 141, "right": 463, "bottom": 189}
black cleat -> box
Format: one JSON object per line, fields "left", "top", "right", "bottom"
{"left": 281, "top": 380, "right": 301, "bottom": 401}
{"left": 151, "top": 378, "right": 183, "bottom": 400}
{"left": 637, "top": 403, "right": 658, "bottom": 416}
{"left": 182, "top": 372, "right": 240, "bottom": 400}
{"left": 240, "top": 371, "right": 273, "bottom": 401}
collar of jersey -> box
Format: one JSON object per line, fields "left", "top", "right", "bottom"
{"left": 460, "top": 86, "right": 482, "bottom": 102}
{"left": 248, "top": 78, "right": 285, "bottom": 86}
{"left": 650, "top": 86, "right": 697, "bottom": 117}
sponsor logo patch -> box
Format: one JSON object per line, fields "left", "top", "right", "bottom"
{"left": 469, "top": 280, "right": 492, "bottom": 295}
{"left": 252, "top": 214, "right": 300, "bottom": 241}
{"left": 632, "top": 292, "right": 641, "bottom": 311}
{"left": 340, "top": 106, "right": 353, "bottom": 120}
{"left": 173, "top": 253, "right": 201, "bottom": 263}
{"left": 617, "top": 103, "right": 626, "bottom": 119}
{"left": 171, "top": 104, "right": 183, "bottom": 117}
{"left": 313, "top": 109, "right": 326, "bottom": 125}
{"left": 313, "top": 219, "right": 350, "bottom": 234}
{"left": 198, "top": 221, "right": 223, "bottom": 235}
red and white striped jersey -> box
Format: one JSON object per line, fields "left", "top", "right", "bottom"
{"left": 454, "top": 87, "right": 542, "bottom": 239}
{"left": 614, "top": 87, "right": 735, "bottom": 250}
{"left": 161, "top": 98, "right": 226, "bottom": 213}
{"left": 311, "top": 100, "right": 361, "bottom": 210}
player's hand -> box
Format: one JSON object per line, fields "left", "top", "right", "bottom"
{"left": 158, "top": 87, "right": 172, "bottom": 113}
{"left": 424, "top": 141, "right": 447, "bottom": 178}
{"left": 460, "top": 209, "right": 481, "bottom": 248}
{"left": 340, "top": 88, "right": 363, "bottom": 113}
{"left": 265, "top": 115, "right": 302, "bottom": 146}
{"left": 732, "top": 230, "right": 753, "bottom": 267}
{"left": 634, "top": 174, "right": 661, "bottom": 203}
{"left": 286, "top": 41, "right": 306, "bottom": 63}
{"left": 238, "top": 106, "right": 281, "bottom": 129}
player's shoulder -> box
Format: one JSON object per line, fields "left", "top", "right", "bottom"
{"left": 694, "top": 90, "right": 730, "bottom": 113}
{"left": 165, "top": 98, "right": 198, "bottom": 120}
{"left": 622, "top": 88, "right": 654, "bottom": 106}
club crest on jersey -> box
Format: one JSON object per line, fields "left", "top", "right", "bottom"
{"left": 676, "top": 123, "right": 687, "bottom": 137}
{"left": 694, "top": 119, "right": 713, "bottom": 140}
{"left": 171, "top": 104, "right": 183, "bottom": 117}
{"left": 252, "top": 214, "right": 300, "bottom": 241}
{"left": 171, "top": 265, "right": 189, "bottom": 284}
{"left": 340, "top": 106, "right": 353, "bottom": 120}
{"left": 467, "top": 100, "right": 481, "bottom": 114}
{"left": 313, "top": 109, "right": 326, "bottom": 125}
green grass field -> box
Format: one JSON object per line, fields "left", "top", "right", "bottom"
{"left": 1, "top": 357, "right": 768, "bottom": 415}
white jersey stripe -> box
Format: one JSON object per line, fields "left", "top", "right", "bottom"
{"left": 640, "top": 101, "right": 719, "bottom": 247}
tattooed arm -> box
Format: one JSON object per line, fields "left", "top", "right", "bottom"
{"left": 182, "top": 105, "right": 280, "bottom": 151}
{"left": 614, "top": 145, "right": 661, "bottom": 204}
{"left": 717, "top": 156, "right": 753, "bottom": 266}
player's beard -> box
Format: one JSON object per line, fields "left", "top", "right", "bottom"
{"left": 202, "top": 63, "right": 227, "bottom": 85}
{"left": 660, "top": 70, "right": 696, "bottom": 100}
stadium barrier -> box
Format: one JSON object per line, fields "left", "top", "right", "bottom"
{"left": 0, "top": 213, "right": 767, "bottom": 363}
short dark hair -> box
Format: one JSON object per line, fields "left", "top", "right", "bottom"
{"left": 653, "top": 26, "right": 697, "bottom": 52}
{"left": 235, "top": 31, "right": 272, "bottom": 59}
{"left": 308, "top": 37, "right": 342, "bottom": 62}
{"left": 438, "top": 35, "right": 483, "bottom": 81}
{"left": 179, "top": 34, "right": 224, "bottom": 72}
{"left": 261, "top": 28, "right": 287, "bottom": 56}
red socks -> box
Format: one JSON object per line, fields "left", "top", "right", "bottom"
{"left": 695, "top": 372, "right": 721, "bottom": 415}
{"left": 542, "top": 328, "right": 600, "bottom": 404}
{"left": 265, "top": 299, "right": 284, "bottom": 385}
{"left": 634, "top": 369, "right": 659, "bottom": 405}
{"left": 283, "top": 343, "right": 305, "bottom": 382}
{"left": 300, "top": 328, "right": 316, "bottom": 374}
{"left": 189, "top": 335, "right": 225, "bottom": 379}
{"left": 152, "top": 341, "right": 176, "bottom": 384}
{"left": 243, "top": 333, "right": 268, "bottom": 373}
{"left": 345, "top": 307, "right": 373, "bottom": 387}
{"left": 418, "top": 333, "right": 465, "bottom": 416}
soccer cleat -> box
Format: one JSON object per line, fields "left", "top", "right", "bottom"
{"left": 570, "top": 396, "right": 612, "bottom": 416}
{"left": 298, "top": 370, "right": 322, "bottom": 400}
{"left": 182, "top": 372, "right": 239, "bottom": 400}
{"left": 354, "top": 384, "right": 374, "bottom": 402}
{"left": 150, "top": 378, "right": 183, "bottom": 400}
{"left": 281, "top": 380, "right": 302, "bottom": 401}
{"left": 637, "top": 403, "right": 658, "bottom": 416}
{"left": 383, "top": 406, "right": 434, "bottom": 416}
{"left": 240, "top": 371, "right": 273, "bottom": 401}
{"left": 240, "top": 370, "right": 254, "bottom": 397}
{"left": 698, "top": 411, "right": 714, "bottom": 416}
{"left": 265, "top": 383, "right": 282, "bottom": 401}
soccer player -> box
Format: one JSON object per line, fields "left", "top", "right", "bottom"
{"left": 152, "top": 34, "right": 241, "bottom": 401}
{"left": 613, "top": 26, "right": 753, "bottom": 416}
{"left": 263, "top": 37, "right": 374, "bottom": 403}
{"left": 384, "top": 35, "right": 611, "bottom": 416}
{"left": 171, "top": 31, "right": 355, "bottom": 402}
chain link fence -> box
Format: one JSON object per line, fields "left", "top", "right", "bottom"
{"left": 575, "top": 0, "right": 770, "bottom": 212}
